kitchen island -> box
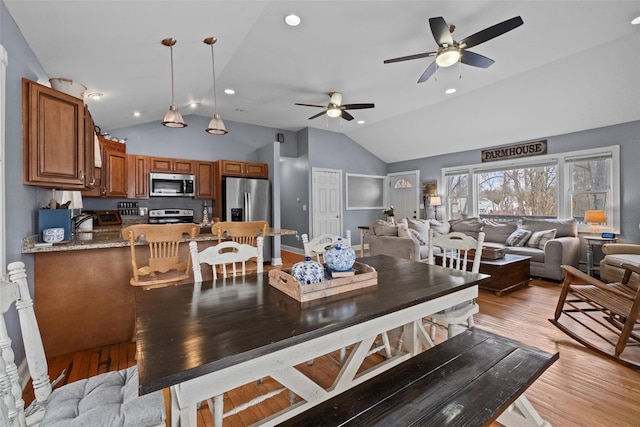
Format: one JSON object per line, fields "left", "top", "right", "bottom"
{"left": 22, "top": 224, "right": 297, "bottom": 356}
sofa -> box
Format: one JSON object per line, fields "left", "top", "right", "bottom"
{"left": 368, "top": 217, "right": 580, "bottom": 281}
{"left": 599, "top": 244, "right": 640, "bottom": 289}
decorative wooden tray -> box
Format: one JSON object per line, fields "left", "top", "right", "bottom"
{"left": 268, "top": 262, "right": 377, "bottom": 302}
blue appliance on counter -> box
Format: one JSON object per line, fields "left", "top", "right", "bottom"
{"left": 38, "top": 209, "right": 72, "bottom": 242}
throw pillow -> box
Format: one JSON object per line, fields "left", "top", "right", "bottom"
{"left": 397, "top": 222, "right": 411, "bottom": 238}
{"left": 372, "top": 220, "right": 398, "bottom": 236}
{"left": 449, "top": 217, "right": 483, "bottom": 240}
{"left": 429, "top": 219, "right": 451, "bottom": 235}
{"left": 407, "top": 218, "right": 430, "bottom": 242}
{"left": 408, "top": 228, "right": 427, "bottom": 245}
{"left": 527, "top": 229, "right": 557, "bottom": 250}
{"left": 506, "top": 229, "right": 532, "bottom": 247}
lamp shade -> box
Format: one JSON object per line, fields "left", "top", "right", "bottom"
{"left": 429, "top": 196, "right": 442, "bottom": 207}
{"left": 584, "top": 210, "right": 606, "bottom": 224}
{"left": 206, "top": 114, "right": 228, "bottom": 135}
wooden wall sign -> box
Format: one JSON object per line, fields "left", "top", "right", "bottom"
{"left": 481, "top": 140, "right": 547, "bottom": 162}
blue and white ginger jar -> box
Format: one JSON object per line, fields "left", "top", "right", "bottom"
{"left": 292, "top": 256, "right": 325, "bottom": 285}
{"left": 324, "top": 238, "right": 356, "bottom": 272}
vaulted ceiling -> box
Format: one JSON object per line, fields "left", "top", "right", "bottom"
{"left": 5, "top": 1, "right": 640, "bottom": 163}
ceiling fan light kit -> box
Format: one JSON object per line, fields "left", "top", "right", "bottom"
{"left": 295, "top": 91, "right": 374, "bottom": 121}
{"left": 161, "top": 38, "right": 187, "bottom": 128}
{"left": 204, "top": 36, "right": 228, "bottom": 135}
{"left": 384, "top": 15, "right": 523, "bottom": 83}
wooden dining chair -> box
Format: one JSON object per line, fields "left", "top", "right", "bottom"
{"left": 550, "top": 263, "right": 640, "bottom": 369}
{"left": 426, "top": 230, "right": 486, "bottom": 340}
{"left": 211, "top": 220, "right": 268, "bottom": 245}
{"left": 122, "top": 223, "right": 200, "bottom": 289}
{"left": 190, "top": 236, "right": 264, "bottom": 281}
{"left": 301, "top": 230, "right": 352, "bottom": 263}
{"left": 0, "top": 262, "right": 165, "bottom": 427}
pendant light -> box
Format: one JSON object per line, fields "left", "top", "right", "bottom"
{"left": 161, "top": 38, "right": 187, "bottom": 128}
{"left": 204, "top": 37, "right": 228, "bottom": 135}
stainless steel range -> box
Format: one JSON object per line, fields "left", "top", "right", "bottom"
{"left": 148, "top": 209, "right": 195, "bottom": 224}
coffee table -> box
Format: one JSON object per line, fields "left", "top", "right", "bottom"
{"left": 477, "top": 253, "right": 531, "bottom": 295}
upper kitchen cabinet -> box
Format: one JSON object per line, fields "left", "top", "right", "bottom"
{"left": 195, "top": 161, "right": 215, "bottom": 199}
{"left": 150, "top": 156, "right": 194, "bottom": 174}
{"left": 216, "top": 160, "right": 268, "bottom": 178}
{"left": 23, "top": 78, "right": 87, "bottom": 188}
{"left": 83, "top": 137, "right": 127, "bottom": 198}
{"left": 128, "top": 154, "right": 149, "bottom": 199}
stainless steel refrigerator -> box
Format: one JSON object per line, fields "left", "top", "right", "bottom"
{"left": 221, "top": 176, "right": 271, "bottom": 261}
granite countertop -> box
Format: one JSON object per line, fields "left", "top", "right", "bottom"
{"left": 22, "top": 224, "right": 297, "bottom": 254}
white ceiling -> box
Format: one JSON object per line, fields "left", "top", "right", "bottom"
{"left": 5, "top": 1, "right": 640, "bottom": 163}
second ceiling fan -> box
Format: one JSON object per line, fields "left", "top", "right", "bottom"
{"left": 295, "top": 92, "right": 374, "bottom": 121}
{"left": 384, "top": 16, "right": 524, "bottom": 83}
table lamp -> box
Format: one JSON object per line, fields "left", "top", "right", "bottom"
{"left": 584, "top": 210, "right": 605, "bottom": 233}
{"left": 429, "top": 196, "right": 442, "bottom": 221}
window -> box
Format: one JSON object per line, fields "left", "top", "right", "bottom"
{"left": 443, "top": 146, "right": 620, "bottom": 232}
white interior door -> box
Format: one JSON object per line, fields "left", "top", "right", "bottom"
{"left": 312, "top": 168, "right": 342, "bottom": 237}
{"left": 388, "top": 170, "right": 420, "bottom": 221}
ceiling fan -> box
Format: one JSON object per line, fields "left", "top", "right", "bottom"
{"left": 384, "top": 16, "right": 524, "bottom": 83}
{"left": 295, "top": 92, "right": 374, "bottom": 121}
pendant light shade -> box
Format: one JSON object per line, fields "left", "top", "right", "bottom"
{"left": 161, "top": 38, "right": 187, "bottom": 128}
{"left": 204, "top": 37, "right": 228, "bottom": 135}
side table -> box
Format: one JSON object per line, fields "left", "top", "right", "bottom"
{"left": 585, "top": 236, "right": 618, "bottom": 277}
{"left": 357, "top": 225, "right": 371, "bottom": 257}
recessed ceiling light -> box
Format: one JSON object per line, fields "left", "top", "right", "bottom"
{"left": 132, "top": 111, "right": 141, "bottom": 117}
{"left": 87, "top": 92, "right": 103, "bottom": 99}
{"left": 224, "top": 88, "right": 236, "bottom": 95}
{"left": 284, "top": 14, "right": 301, "bottom": 26}
{"left": 632, "top": 15, "right": 640, "bottom": 25}
{"left": 357, "top": 120, "right": 365, "bottom": 124}
{"left": 189, "top": 102, "right": 198, "bottom": 109}
{"left": 445, "top": 88, "right": 457, "bottom": 94}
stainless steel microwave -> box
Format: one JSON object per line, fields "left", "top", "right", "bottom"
{"left": 149, "top": 172, "right": 196, "bottom": 197}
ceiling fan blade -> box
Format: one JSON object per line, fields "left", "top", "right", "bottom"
{"left": 343, "top": 103, "right": 375, "bottom": 110}
{"left": 460, "top": 50, "right": 495, "bottom": 68}
{"left": 429, "top": 17, "right": 453, "bottom": 46}
{"left": 295, "top": 103, "right": 326, "bottom": 108}
{"left": 308, "top": 111, "right": 328, "bottom": 120}
{"left": 383, "top": 51, "right": 436, "bottom": 64}
{"left": 459, "top": 16, "right": 523, "bottom": 49}
{"left": 417, "top": 61, "right": 437, "bottom": 83}
{"left": 341, "top": 111, "right": 355, "bottom": 121}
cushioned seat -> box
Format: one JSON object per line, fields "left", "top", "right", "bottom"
{"left": 600, "top": 244, "right": 640, "bottom": 289}
{"left": 40, "top": 366, "right": 165, "bottom": 427}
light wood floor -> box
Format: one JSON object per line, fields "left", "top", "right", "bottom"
{"left": 23, "top": 252, "right": 640, "bottom": 426}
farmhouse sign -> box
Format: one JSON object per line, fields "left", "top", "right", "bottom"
{"left": 482, "top": 140, "right": 547, "bottom": 162}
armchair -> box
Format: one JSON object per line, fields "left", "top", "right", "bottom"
{"left": 600, "top": 243, "right": 640, "bottom": 289}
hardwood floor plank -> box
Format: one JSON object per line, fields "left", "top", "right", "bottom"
{"left": 21, "top": 253, "right": 640, "bottom": 426}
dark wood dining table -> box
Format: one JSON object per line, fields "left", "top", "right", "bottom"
{"left": 135, "top": 254, "right": 488, "bottom": 427}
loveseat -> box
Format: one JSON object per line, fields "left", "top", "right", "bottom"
{"left": 368, "top": 217, "right": 580, "bottom": 281}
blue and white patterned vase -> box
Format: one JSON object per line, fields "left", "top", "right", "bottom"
{"left": 291, "top": 256, "right": 325, "bottom": 285}
{"left": 324, "top": 238, "right": 356, "bottom": 272}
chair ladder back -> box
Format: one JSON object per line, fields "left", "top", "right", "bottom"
{"left": 0, "top": 262, "right": 53, "bottom": 426}
{"left": 428, "top": 231, "right": 485, "bottom": 274}
{"left": 191, "top": 237, "right": 264, "bottom": 281}
{"left": 211, "top": 221, "right": 268, "bottom": 245}
{"left": 302, "top": 230, "right": 352, "bottom": 263}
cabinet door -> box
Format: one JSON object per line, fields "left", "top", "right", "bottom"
{"left": 219, "top": 160, "right": 245, "bottom": 177}
{"left": 84, "top": 106, "right": 97, "bottom": 189}
{"left": 174, "top": 159, "right": 194, "bottom": 174}
{"left": 128, "top": 155, "right": 149, "bottom": 198}
{"left": 103, "top": 150, "right": 128, "bottom": 198}
{"left": 195, "top": 161, "right": 215, "bottom": 199}
{"left": 245, "top": 162, "right": 269, "bottom": 178}
{"left": 23, "top": 78, "right": 85, "bottom": 188}
{"left": 150, "top": 157, "right": 173, "bottom": 172}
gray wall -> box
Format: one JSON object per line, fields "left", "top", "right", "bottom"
{"left": 388, "top": 120, "right": 640, "bottom": 242}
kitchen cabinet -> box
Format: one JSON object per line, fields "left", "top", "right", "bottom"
{"left": 195, "top": 161, "right": 215, "bottom": 199}
{"left": 128, "top": 155, "right": 149, "bottom": 198}
{"left": 22, "top": 78, "right": 86, "bottom": 188}
{"left": 84, "top": 106, "right": 98, "bottom": 189}
{"left": 216, "top": 159, "right": 268, "bottom": 178}
{"left": 84, "top": 137, "right": 127, "bottom": 198}
{"left": 150, "top": 156, "right": 194, "bottom": 174}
